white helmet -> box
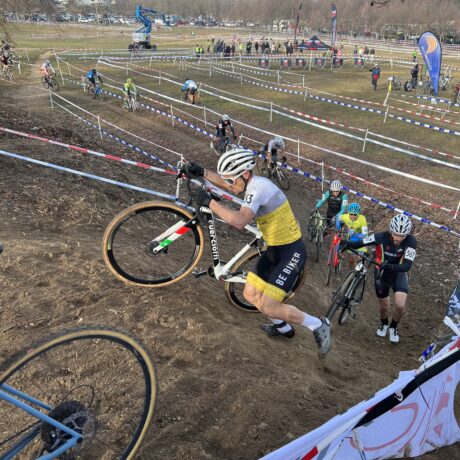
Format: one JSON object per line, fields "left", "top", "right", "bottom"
{"left": 389, "top": 214, "right": 412, "bottom": 235}
{"left": 222, "top": 114, "right": 230, "bottom": 121}
{"left": 274, "top": 136, "right": 284, "bottom": 147}
{"left": 45, "top": 59, "right": 50, "bottom": 65}
{"left": 217, "top": 148, "right": 256, "bottom": 177}
{"left": 330, "top": 180, "right": 342, "bottom": 191}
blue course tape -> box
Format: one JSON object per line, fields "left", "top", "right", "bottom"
{"left": 61, "top": 77, "right": 460, "bottom": 238}
{"left": 0, "top": 149, "right": 179, "bottom": 201}
{"left": 211, "top": 66, "right": 460, "bottom": 136}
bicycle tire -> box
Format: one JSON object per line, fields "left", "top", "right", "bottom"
{"left": 224, "top": 248, "right": 306, "bottom": 312}
{"left": 325, "top": 271, "right": 355, "bottom": 322}
{"left": 275, "top": 167, "right": 290, "bottom": 190}
{"left": 41, "top": 76, "right": 50, "bottom": 89}
{"left": 103, "top": 201, "right": 204, "bottom": 287}
{"left": 122, "top": 101, "right": 130, "bottom": 112}
{"left": 50, "top": 78, "right": 59, "bottom": 92}
{"left": 404, "top": 81, "right": 412, "bottom": 91}
{"left": 394, "top": 80, "right": 401, "bottom": 91}
{"left": 315, "top": 230, "right": 322, "bottom": 263}
{"left": 256, "top": 159, "right": 271, "bottom": 178}
{"left": 5, "top": 67, "right": 13, "bottom": 81}
{"left": 0, "top": 326, "right": 157, "bottom": 460}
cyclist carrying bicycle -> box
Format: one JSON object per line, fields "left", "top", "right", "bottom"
{"left": 86, "top": 68, "right": 103, "bottom": 93}
{"left": 335, "top": 202, "right": 368, "bottom": 268}
{"left": 260, "top": 136, "right": 285, "bottom": 166}
{"left": 123, "top": 77, "right": 137, "bottom": 102}
{"left": 315, "top": 179, "right": 348, "bottom": 232}
{"left": 340, "top": 214, "right": 416, "bottom": 344}
{"left": 40, "top": 59, "right": 55, "bottom": 84}
{"left": 1, "top": 50, "right": 11, "bottom": 72}
{"left": 214, "top": 114, "right": 236, "bottom": 150}
{"left": 181, "top": 77, "right": 198, "bottom": 103}
{"left": 180, "top": 149, "right": 332, "bottom": 357}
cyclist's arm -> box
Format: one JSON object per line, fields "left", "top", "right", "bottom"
{"left": 209, "top": 201, "right": 255, "bottom": 231}
{"left": 315, "top": 191, "right": 329, "bottom": 209}
{"left": 355, "top": 216, "right": 368, "bottom": 239}
{"left": 338, "top": 193, "right": 348, "bottom": 216}
{"left": 203, "top": 169, "right": 232, "bottom": 191}
{"left": 335, "top": 214, "right": 343, "bottom": 230}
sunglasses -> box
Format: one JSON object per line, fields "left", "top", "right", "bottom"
{"left": 222, "top": 172, "right": 244, "bottom": 185}
{"left": 349, "top": 214, "right": 358, "bottom": 217}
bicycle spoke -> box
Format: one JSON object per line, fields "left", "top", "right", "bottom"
{"left": 0, "top": 328, "right": 156, "bottom": 460}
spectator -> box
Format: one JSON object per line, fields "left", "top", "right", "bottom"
{"left": 255, "top": 41, "right": 259, "bottom": 54}
{"left": 246, "top": 41, "right": 252, "bottom": 54}
{"left": 353, "top": 45, "right": 358, "bottom": 65}
{"left": 369, "top": 63, "right": 380, "bottom": 90}
{"left": 412, "top": 49, "right": 417, "bottom": 62}
{"left": 370, "top": 47, "right": 375, "bottom": 63}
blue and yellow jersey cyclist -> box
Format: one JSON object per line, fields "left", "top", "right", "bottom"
{"left": 336, "top": 202, "right": 368, "bottom": 266}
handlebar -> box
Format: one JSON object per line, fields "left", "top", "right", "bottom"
{"left": 341, "top": 245, "right": 381, "bottom": 269}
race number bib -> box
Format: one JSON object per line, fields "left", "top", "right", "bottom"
{"left": 363, "top": 234, "right": 375, "bottom": 244}
{"left": 404, "top": 247, "right": 417, "bottom": 261}
{"left": 244, "top": 193, "right": 254, "bottom": 205}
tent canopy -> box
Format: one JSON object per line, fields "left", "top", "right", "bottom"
{"left": 299, "top": 35, "right": 333, "bottom": 50}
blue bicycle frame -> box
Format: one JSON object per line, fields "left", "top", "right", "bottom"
{"left": 0, "top": 384, "right": 82, "bottom": 459}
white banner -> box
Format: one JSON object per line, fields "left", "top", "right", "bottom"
{"left": 262, "top": 337, "right": 460, "bottom": 460}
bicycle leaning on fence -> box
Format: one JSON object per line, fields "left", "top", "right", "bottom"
{"left": 102, "top": 177, "right": 305, "bottom": 312}
{"left": 307, "top": 208, "right": 328, "bottom": 263}
{"left": 256, "top": 155, "right": 290, "bottom": 191}
{"left": 325, "top": 246, "right": 380, "bottom": 325}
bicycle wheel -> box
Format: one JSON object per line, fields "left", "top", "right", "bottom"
{"left": 256, "top": 159, "right": 270, "bottom": 178}
{"left": 224, "top": 248, "right": 306, "bottom": 312}
{"left": 394, "top": 80, "right": 401, "bottom": 91}
{"left": 103, "top": 201, "right": 204, "bottom": 287}
{"left": 275, "top": 167, "right": 290, "bottom": 190}
{"left": 404, "top": 81, "right": 412, "bottom": 91}
{"left": 326, "top": 245, "right": 336, "bottom": 286}
{"left": 315, "top": 230, "right": 323, "bottom": 263}
{"left": 325, "top": 271, "right": 355, "bottom": 322}
{"left": 5, "top": 67, "right": 13, "bottom": 81}
{"left": 41, "top": 76, "right": 50, "bottom": 89}
{"left": 50, "top": 78, "right": 59, "bottom": 92}
{"left": 122, "top": 100, "right": 130, "bottom": 112}
{"left": 0, "top": 326, "right": 156, "bottom": 460}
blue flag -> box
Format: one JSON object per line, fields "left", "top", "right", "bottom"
{"left": 331, "top": 4, "right": 337, "bottom": 47}
{"left": 418, "top": 31, "right": 442, "bottom": 96}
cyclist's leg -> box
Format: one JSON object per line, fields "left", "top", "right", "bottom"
{"left": 392, "top": 273, "right": 409, "bottom": 323}
{"left": 375, "top": 270, "right": 391, "bottom": 325}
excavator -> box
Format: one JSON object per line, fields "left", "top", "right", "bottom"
{"left": 131, "top": 5, "right": 169, "bottom": 49}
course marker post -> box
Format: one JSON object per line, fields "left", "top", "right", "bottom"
{"left": 97, "top": 116, "right": 103, "bottom": 139}
{"left": 270, "top": 102, "right": 273, "bottom": 122}
{"left": 49, "top": 90, "right": 54, "bottom": 109}
{"left": 297, "top": 139, "right": 300, "bottom": 164}
{"left": 25, "top": 48, "right": 29, "bottom": 62}
{"left": 170, "top": 104, "right": 175, "bottom": 126}
{"left": 383, "top": 104, "right": 390, "bottom": 123}
{"left": 59, "top": 68, "right": 64, "bottom": 86}
{"left": 454, "top": 200, "right": 460, "bottom": 220}
{"left": 321, "top": 161, "right": 325, "bottom": 192}
{"left": 362, "top": 129, "right": 369, "bottom": 152}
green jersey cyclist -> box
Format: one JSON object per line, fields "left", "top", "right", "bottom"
{"left": 181, "top": 148, "right": 331, "bottom": 357}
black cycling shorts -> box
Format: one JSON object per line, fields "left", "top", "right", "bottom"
{"left": 374, "top": 270, "right": 409, "bottom": 298}
{"left": 246, "top": 239, "right": 306, "bottom": 302}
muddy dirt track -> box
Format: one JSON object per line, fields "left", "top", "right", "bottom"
{"left": 0, "top": 64, "right": 459, "bottom": 459}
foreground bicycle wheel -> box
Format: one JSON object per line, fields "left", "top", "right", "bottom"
{"left": 225, "top": 248, "right": 306, "bottom": 312}
{"left": 0, "top": 326, "right": 157, "bottom": 460}
{"left": 103, "top": 201, "right": 204, "bottom": 287}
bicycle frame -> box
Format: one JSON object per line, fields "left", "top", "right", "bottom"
{"left": 327, "top": 231, "right": 342, "bottom": 268}
{"left": 149, "top": 203, "right": 263, "bottom": 284}
{"left": 0, "top": 384, "right": 82, "bottom": 459}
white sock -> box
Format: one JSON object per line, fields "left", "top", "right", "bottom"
{"left": 301, "top": 314, "right": 322, "bottom": 331}
{"left": 269, "top": 317, "right": 293, "bottom": 333}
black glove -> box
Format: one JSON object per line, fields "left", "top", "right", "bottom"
{"left": 380, "top": 262, "right": 394, "bottom": 272}
{"left": 196, "top": 189, "right": 213, "bottom": 208}
{"left": 181, "top": 162, "right": 204, "bottom": 179}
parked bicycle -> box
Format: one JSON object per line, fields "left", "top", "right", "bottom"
{"left": 122, "top": 93, "right": 139, "bottom": 112}
{"left": 41, "top": 75, "right": 59, "bottom": 92}
{"left": 102, "top": 178, "right": 305, "bottom": 312}
{"left": 211, "top": 135, "right": 236, "bottom": 155}
{"left": 326, "top": 229, "right": 343, "bottom": 286}
{"left": 256, "top": 156, "right": 290, "bottom": 191}
{"left": 0, "top": 324, "right": 156, "bottom": 459}
{"left": 438, "top": 73, "right": 452, "bottom": 92}
{"left": 307, "top": 208, "right": 328, "bottom": 263}
{"left": 325, "top": 247, "right": 380, "bottom": 325}
{"left": 388, "top": 75, "right": 401, "bottom": 91}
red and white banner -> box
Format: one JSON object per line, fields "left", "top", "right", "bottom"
{"left": 262, "top": 335, "right": 460, "bottom": 459}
